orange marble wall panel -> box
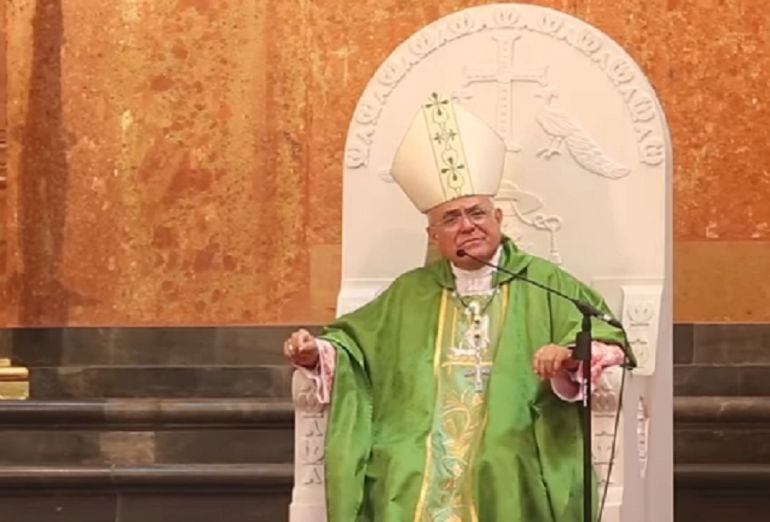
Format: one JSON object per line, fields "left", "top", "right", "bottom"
{"left": 0, "top": 0, "right": 6, "bottom": 278}
{"left": 676, "top": 241, "right": 770, "bottom": 322}
{"left": 0, "top": 0, "right": 767, "bottom": 325}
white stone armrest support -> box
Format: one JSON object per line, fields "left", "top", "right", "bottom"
{"left": 290, "top": 371, "right": 329, "bottom": 522}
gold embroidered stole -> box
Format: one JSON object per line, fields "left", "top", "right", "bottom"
{"left": 414, "top": 286, "right": 508, "bottom": 522}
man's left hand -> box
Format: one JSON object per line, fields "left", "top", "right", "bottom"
{"left": 532, "top": 344, "right": 579, "bottom": 380}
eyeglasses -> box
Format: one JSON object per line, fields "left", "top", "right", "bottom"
{"left": 431, "top": 207, "right": 493, "bottom": 230}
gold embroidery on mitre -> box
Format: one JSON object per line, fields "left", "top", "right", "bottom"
{"left": 422, "top": 93, "right": 474, "bottom": 200}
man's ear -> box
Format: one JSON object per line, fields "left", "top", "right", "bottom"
{"left": 494, "top": 207, "right": 503, "bottom": 224}
{"left": 426, "top": 226, "right": 439, "bottom": 246}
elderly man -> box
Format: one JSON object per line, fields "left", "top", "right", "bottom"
{"left": 284, "top": 94, "right": 628, "bottom": 522}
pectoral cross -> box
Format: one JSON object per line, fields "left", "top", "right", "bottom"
{"left": 464, "top": 303, "right": 492, "bottom": 395}
{"left": 446, "top": 291, "right": 498, "bottom": 395}
{"left": 465, "top": 358, "right": 492, "bottom": 395}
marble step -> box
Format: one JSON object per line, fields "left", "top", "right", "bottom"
{"left": 0, "top": 463, "right": 292, "bottom": 489}
{"left": 6, "top": 324, "right": 768, "bottom": 368}
{"left": 676, "top": 463, "right": 770, "bottom": 488}
{"left": 674, "top": 324, "right": 770, "bottom": 366}
{"left": 1, "top": 464, "right": 768, "bottom": 522}
{"left": 0, "top": 490, "right": 292, "bottom": 522}
{"left": 674, "top": 364, "right": 770, "bottom": 396}
{"left": 27, "top": 365, "right": 293, "bottom": 399}
{"left": 674, "top": 396, "right": 770, "bottom": 464}
{"left": 0, "top": 398, "right": 294, "bottom": 428}
{"left": 675, "top": 464, "right": 770, "bottom": 522}
{"left": 0, "top": 399, "right": 295, "bottom": 465}
{"left": 2, "top": 326, "right": 320, "bottom": 367}
{"left": 0, "top": 427, "right": 294, "bottom": 465}
{"left": 675, "top": 396, "right": 770, "bottom": 424}
{"left": 0, "top": 464, "right": 292, "bottom": 522}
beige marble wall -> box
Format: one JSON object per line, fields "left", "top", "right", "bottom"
{"left": 0, "top": 0, "right": 767, "bottom": 325}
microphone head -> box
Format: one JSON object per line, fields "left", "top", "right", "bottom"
{"left": 456, "top": 249, "right": 467, "bottom": 257}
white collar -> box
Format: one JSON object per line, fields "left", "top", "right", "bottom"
{"left": 450, "top": 246, "right": 502, "bottom": 295}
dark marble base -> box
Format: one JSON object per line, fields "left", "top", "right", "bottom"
{"left": 0, "top": 326, "right": 315, "bottom": 400}
{"left": 674, "top": 324, "right": 770, "bottom": 365}
{"left": 0, "top": 428, "right": 293, "bottom": 465}
{"left": 676, "top": 428, "right": 770, "bottom": 464}
{"left": 29, "top": 365, "right": 293, "bottom": 399}
{"left": 675, "top": 463, "right": 770, "bottom": 488}
{"left": 675, "top": 395, "right": 770, "bottom": 465}
{"left": 3, "top": 323, "right": 767, "bottom": 399}
{"left": 0, "top": 491, "right": 291, "bottom": 522}
{"left": 1, "top": 322, "right": 769, "bottom": 522}
{"left": 117, "top": 492, "right": 291, "bottom": 522}
{"left": 676, "top": 488, "right": 770, "bottom": 522}
{"left": 0, "top": 463, "right": 292, "bottom": 488}
{"left": 0, "top": 464, "right": 293, "bottom": 519}
{"left": 674, "top": 324, "right": 770, "bottom": 396}
{"left": 0, "top": 399, "right": 294, "bottom": 466}
{"left": 0, "top": 493, "right": 118, "bottom": 522}
{"left": 675, "top": 464, "right": 770, "bottom": 521}
{"left": 0, "top": 326, "right": 321, "bottom": 367}
{"left": 674, "top": 365, "right": 770, "bottom": 396}
{"left": 0, "top": 398, "right": 293, "bottom": 428}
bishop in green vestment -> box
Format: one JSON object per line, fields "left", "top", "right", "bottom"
{"left": 319, "top": 234, "right": 625, "bottom": 522}
{"left": 283, "top": 94, "right": 629, "bottom": 521}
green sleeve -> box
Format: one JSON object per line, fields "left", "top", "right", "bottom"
{"left": 318, "top": 286, "right": 393, "bottom": 522}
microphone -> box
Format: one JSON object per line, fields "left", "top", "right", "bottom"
{"left": 456, "top": 249, "right": 624, "bottom": 330}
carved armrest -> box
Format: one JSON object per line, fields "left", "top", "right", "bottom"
{"left": 290, "top": 370, "right": 328, "bottom": 522}
{"left": 591, "top": 366, "right": 650, "bottom": 510}
{"left": 292, "top": 369, "right": 326, "bottom": 414}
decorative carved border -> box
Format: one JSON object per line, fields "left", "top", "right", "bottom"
{"left": 344, "top": 5, "right": 667, "bottom": 172}
{"left": 621, "top": 284, "right": 663, "bottom": 376}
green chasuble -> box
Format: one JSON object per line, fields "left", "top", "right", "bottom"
{"left": 320, "top": 238, "right": 626, "bottom": 522}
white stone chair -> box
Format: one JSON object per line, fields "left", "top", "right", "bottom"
{"left": 291, "top": 4, "right": 672, "bottom": 521}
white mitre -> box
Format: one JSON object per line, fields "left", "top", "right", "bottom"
{"left": 391, "top": 93, "right": 506, "bottom": 213}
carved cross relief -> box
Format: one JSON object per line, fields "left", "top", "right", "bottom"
{"left": 461, "top": 33, "right": 548, "bottom": 152}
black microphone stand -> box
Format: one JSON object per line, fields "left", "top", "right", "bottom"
{"left": 574, "top": 309, "right": 595, "bottom": 522}
{"left": 457, "top": 249, "right": 631, "bottom": 522}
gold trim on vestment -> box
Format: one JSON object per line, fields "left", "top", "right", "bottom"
{"left": 413, "top": 289, "right": 448, "bottom": 520}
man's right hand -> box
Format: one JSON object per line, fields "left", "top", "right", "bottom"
{"left": 532, "top": 343, "right": 578, "bottom": 380}
{"left": 283, "top": 328, "right": 320, "bottom": 368}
